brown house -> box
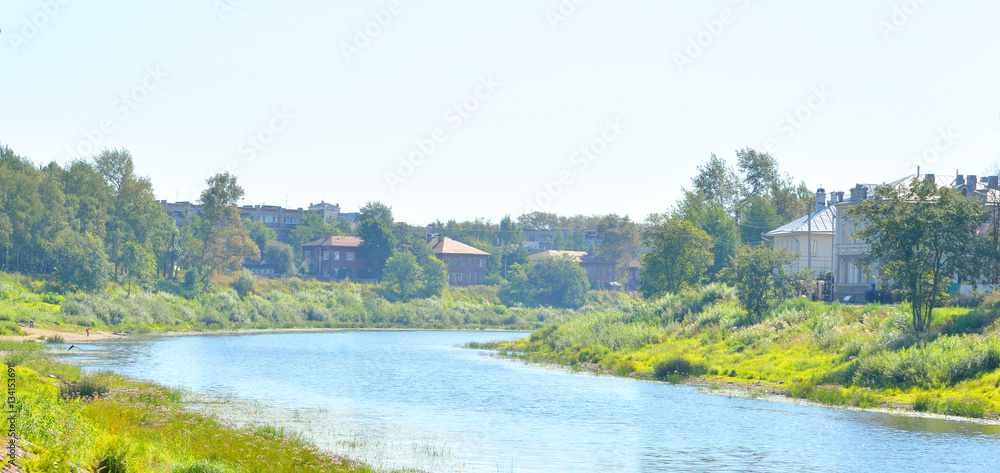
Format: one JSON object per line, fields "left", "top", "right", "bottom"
{"left": 428, "top": 236, "right": 490, "bottom": 287}
{"left": 528, "top": 250, "right": 617, "bottom": 290}
{"left": 301, "top": 236, "right": 367, "bottom": 279}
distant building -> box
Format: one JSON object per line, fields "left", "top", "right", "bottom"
{"left": 301, "top": 236, "right": 366, "bottom": 279}
{"left": 528, "top": 250, "right": 617, "bottom": 290}
{"left": 627, "top": 259, "right": 641, "bottom": 292}
{"left": 160, "top": 200, "right": 343, "bottom": 245}
{"left": 832, "top": 173, "right": 1000, "bottom": 302}
{"left": 427, "top": 236, "right": 490, "bottom": 286}
{"left": 765, "top": 188, "right": 836, "bottom": 277}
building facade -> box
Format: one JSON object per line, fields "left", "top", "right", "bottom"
{"left": 765, "top": 189, "right": 836, "bottom": 277}
{"left": 301, "top": 236, "right": 367, "bottom": 279}
{"left": 427, "top": 236, "right": 490, "bottom": 286}
{"left": 160, "top": 200, "right": 343, "bottom": 245}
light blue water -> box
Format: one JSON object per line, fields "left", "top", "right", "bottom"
{"left": 66, "top": 330, "right": 1000, "bottom": 473}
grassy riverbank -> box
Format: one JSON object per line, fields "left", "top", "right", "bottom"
{"left": 0, "top": 272, "right": 630, "bottom": 336}
{"left": 488, "top": 284, "right": 1000, "bottom": 420}
{"left": 2, "top": 340, "right": 398, "bottom": 472}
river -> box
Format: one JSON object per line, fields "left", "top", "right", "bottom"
{"left": 64, "top": 330, "right": 1000, "bottom": 473}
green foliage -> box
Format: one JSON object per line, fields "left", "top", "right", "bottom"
{"left": 853, "top": 335, "right": 1000, "bottom": 388}
{"left": 46, "top": 335, "right": 65, "bottom": 344}
{"left": 721, "top": 244, "right": 795, "bottom": 320}
{"left": 675, "top": 190, "right": 735, "bottom": 278}
{"left": 849, "top": 178, "right": 987, "bottom": 332}
{"left": 595, "top": 214, "right": 640, "bottom": 282}
{"left": 357, "top": 201, "right": 397, "bottom": 279}
{"left": 232, "top": 269, "right": 256, "bottom": 299}
{"left": 187, "top": 173, "right": 260, "bottom": 282}
{"left": 527, "top": 255, "right": 589, "bottom": 309}
{"left": 244, "top": 218, "right": 277, "bottom": 254}
{"left": 53, "top": 229, "right": 112, "bottom": 292}
{"left": 654, "top": 357, "right": 704, "bottom": 379}
{"left": 640, "top": 214, "right": 714, "bottom": 298}
{"left": 264, "top": 241, "right": 298, "bottom": 275}
{"left": 738, "top": 196, "right": 783, "bottom": 246}
{"left": 382, "top": 251, "right": 423, "bottom": 301}
{"left": 498, "top": 263, "right": 535, "bottom": 307}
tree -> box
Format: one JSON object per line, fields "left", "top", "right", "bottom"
{"left": 121, "top": 241, "right": 155, "bottom": 297}
{"left": 722, "top": 244, "right": 795, "bottom": 322}
{"left": 675, "top": 190, "right": 735, "bottom": 279}
{"left": 244, "top": 219, "right": 277, "bottom": 255}
{"left": 53, "top": 230, "right": 111, "bottom": 292}
{"left": 498, "top": 263, "right": 535, "bottom": 306}
{"left": 738, "top": 196, "right": 783, "bottom": 246}
{"left": 527, "top": 255, "right": 589, "bottom": 309}
{"left": 263, "top": 241, "right": 298, "bottom": 275}
{"left": 848, "top": 178, "right": 987, "bottom": 333}
{"left": 189, "top": 173, "right": 260, "bottom": 282}
{"left": 640, "top": 214, "right": 714, "bottom": 298}
{"left": 421, "top": 256, "right": 448, "bottom": 297}
{"left": 289, "top": 213, "right": 348, "bottom": 248}
{"left": 595, "top": 214, "right": 640, "bottom": 283}
{"left": 357, "top": 201, "right": 397, "bottom": 279}
{"left": 691, "top": 153, "right": 743, "bottom": 212}
{"left": 232, "top": 268, "right": 256, "bottom": 299}
{"left": 382, "top": 251, "right": 423, "bottom": 301}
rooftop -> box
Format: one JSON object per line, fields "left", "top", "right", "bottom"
{"left": 428, "top": 236, "right": 490, "bottom": 256}
{"left": 301, "top": 235, "right": 363, "bottom": 248}
{"left": 764, "top": 206, "right": 836, "bottom": 237}
{"left": 528, "top": 250, "right": 616, "bottom": 265}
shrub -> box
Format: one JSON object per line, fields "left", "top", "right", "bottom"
{"left": 45, "top": 335, "right": 65, "bottom": 344}
{"left": 232, "top": 269, "right": 256, "bottom": 299}
{"left": 60, "top": 375, "right": 110, "bottom": 399}
{"left": 0, "top": 320, "right": 24, "bottom": 336}
{"left": 654, "top": 357, "right": 703, "bottom": 379}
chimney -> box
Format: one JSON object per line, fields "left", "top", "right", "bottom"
{"left": 956, "top": 175, "right": 966, "bottom": 187}
{"left": 967, "top": 175, "right": 977, "bottom": 189}
{"left": 815, "top": 187, "right": 827, "bottom": 212}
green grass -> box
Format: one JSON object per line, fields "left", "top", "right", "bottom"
{"left": 499, "top": 285, "right": 1000, "bottom": 420}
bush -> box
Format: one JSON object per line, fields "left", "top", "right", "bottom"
{"left": 654, "top": 357, "right": 703, "bottom": 379}
{"left": 45, "top": 335, "right": 65, "bottom": 344}
{"left": 232, "top": 269, "right": 256, "bottom": 299}
{"left": 61, "top": 375, "right": 110, "bottom": 399}
{"left": 0, "top": 320, "right": 24, "bottom": 336}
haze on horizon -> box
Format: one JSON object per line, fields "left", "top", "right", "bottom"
{"left": 2, "top": 0, "right": 998, "bottom": 224}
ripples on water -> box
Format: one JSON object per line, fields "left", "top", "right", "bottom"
{"left": 62, "top": 331, "right": 1000, "bottom": 473}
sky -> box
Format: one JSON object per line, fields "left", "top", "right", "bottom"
{"left": 2, "top": 1, "right": 999, "bottom": 224}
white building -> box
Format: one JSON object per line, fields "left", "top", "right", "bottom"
{"left": 765, "top": 189, "right": 836, "bottom": 277}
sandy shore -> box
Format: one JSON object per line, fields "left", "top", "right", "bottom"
{"left": 2, "top": 326, "right": 126, "bottom": 342}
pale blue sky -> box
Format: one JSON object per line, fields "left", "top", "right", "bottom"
{"left": 2, "top": 1, "right": 998, "bottom": 224}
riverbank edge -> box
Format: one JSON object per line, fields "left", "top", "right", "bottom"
{"left": 486, "top": 349, "right": 1000, "bottom": 425}
{"left": 3, "top": 340, "right": 419, "bottom": 472}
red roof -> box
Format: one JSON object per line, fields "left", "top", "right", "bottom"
{"left": 301, "top": 235, "right": 362, "bottom": 248}
{"left": 428, "top": 236, "right": 490, "bottom": 256}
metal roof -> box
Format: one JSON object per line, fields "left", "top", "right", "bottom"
{"left": 764, "top": 206, "right": 835, "bottom": 237}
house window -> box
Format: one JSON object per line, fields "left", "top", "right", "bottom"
{"left": 346, "top": 252, "right": 354, "bottom": 261}
{"left": 323, "top": 251, "right": 330, "bottom": 261}
{"left": 458, "top": 274, "right": 464, "bottom": 283}
{"left": 810, "top": 240, "right": 818, "bottom": 256}
{"left": 323, "top": 268, "right": 329, "bottom": 276}
{"left": 334, "top": 252, "right": 341, "bottom": 261}
{"left": 305, "top": 250, "right": 312, "bottom": 258}
{"left": 479, "top": 259, "right": 484, "bottom": 268}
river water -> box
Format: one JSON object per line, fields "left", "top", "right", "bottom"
{"left": 64, "top": 330, "right": 1000, "bottom": 472}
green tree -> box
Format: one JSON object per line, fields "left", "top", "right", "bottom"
{"left": 690, "top": 153, "right": 743, "bottom": 211}
{"left": 498, "top": 263, "right": 535, "bottom": 306}
{"left": 289, "top": 213, "right": 348, "bottom": 248}
{"left": 738, "top": 196, "right": 783, "bottom": 246}
{"left": 357, "top": 201, "right": 397, "bottom": 279}
{"left": 675, "top": 190, "right": 735, "bottom": 279}
{"left": 120, "top": 241, "right": 156, "bottom": 297}
{"left": 595, "top": 214, "right": 640, "bottom": 283}
{"left": 188, "top": 173, "right": 260, "bottom": 282}
{"left": 848, "top": 178, "right": 987, "bottom": 333}
{"left": 722, "top": 244, "right": 795, "bottom": 321}
{"left": 382, "top": 251, "right": 423, "bottom": 301}
{"left": 244, "top": 219, "right": 277, "bottom": 255}
{"left": 527, "top": 255, "right": 589, "bottom": 309}
{"left": 421, "top": 256, "right": 448, "bottom": 297}
{"left": 640, "top": 214, "right": 714, "bottom": 298}
{"left": 232, "top": 268, "right": 256, "bottom": 299}
{"left": 53, "top": 229, "right": 111, "bottom": 292}
{"left": 264, "top": 241, "right": 298, "bottom": 275}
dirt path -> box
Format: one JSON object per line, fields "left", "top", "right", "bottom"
{"left": 3, "top": 326, "right": 126, "bottom": 342}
